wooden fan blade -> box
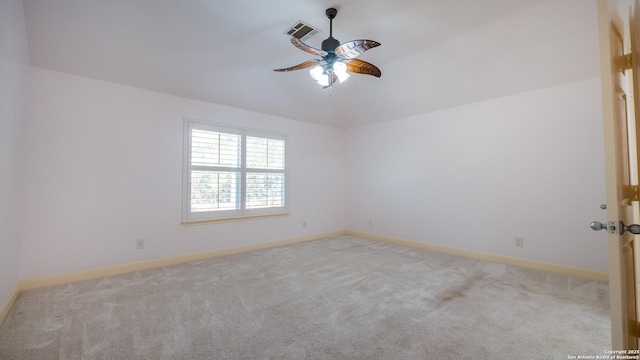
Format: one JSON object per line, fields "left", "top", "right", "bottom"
{"left": 345, "top": 59, "right": 382, "bottom": 78}
{"left": 274, "top": 59, "right": 321, "bottom": 72}
{"left": 291, "top": 37, "right": 327, "bottom": 56}
{"left": 335, "top": 40, "right": 381, "bottom": 59}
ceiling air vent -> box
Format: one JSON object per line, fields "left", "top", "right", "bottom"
{"left": 284, "top": 20, "right": 320, "bottom": 41}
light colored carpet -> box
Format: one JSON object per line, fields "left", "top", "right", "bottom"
{"left": 0, "top": 235, "right": 610, "bottom": 359}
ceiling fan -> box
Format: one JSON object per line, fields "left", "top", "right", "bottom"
{"left": 274, "top": 7, "right": 381, "bottom": 89}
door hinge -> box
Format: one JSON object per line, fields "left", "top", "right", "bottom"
{"left": 616, "top": 53, "right": 633, "bottom": 72}
{"left": 623, "top": 185, "right": 640, "bottom": 202}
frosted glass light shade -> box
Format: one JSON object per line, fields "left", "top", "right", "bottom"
{"left": 333, "top": 62, "right": 350, "bottom": 83}
{"left": 309, "top": 64, "right": 348, "bottom": 87}
{"left": 309, "top": 66, "right": 324, "bottom": 81}
{"left": 309, "top": 65, "right": 330, "bottom": 86}
{"left": 317, "top": 75, "right": 330, "bottom": 86}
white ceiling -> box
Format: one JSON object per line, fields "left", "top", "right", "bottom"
{"left": 22, "top": 0, "right": 600, "bottom": 128}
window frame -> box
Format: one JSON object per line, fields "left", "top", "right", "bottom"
{"left": 182, "top": 118, "right": 288, "bottom": 223}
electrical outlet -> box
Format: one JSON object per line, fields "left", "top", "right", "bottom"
{"left": 136, "top": 239, "right": 145, "bottom": 249}
{"left": 369, "top": 220, "right": 373, "bottom": 227}
{"left": 303, "top": 221, "right": 307, "bottom": 228}
{"left": 515, "top": 237, "right": 524, "bottom": 248}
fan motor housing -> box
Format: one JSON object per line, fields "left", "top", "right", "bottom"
{"left": 321, "top": 36, "right": 340, "bottom": 52}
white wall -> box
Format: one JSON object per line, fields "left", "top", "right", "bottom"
{"left": 0, "top": 0, "right": 29, "bottom": 307}
{"left": 20, "top": 68, "right": 346, "bottom": 279}
{"left": 346, "top": 77, "right": 608, "bottom": 272}
{"left": 10, "top": 0, "right": 609, "bottom": 280}
{"left": 18, "top": 69, "right": 610, "bottom": 278}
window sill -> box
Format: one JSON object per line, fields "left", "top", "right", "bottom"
{"left": 182, "top": 212, "right": 289, "bottom": 226}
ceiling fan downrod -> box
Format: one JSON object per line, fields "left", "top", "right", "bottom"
{"left": 321, "top": 8, "right": 340, "bottom": 53}
{"left": 326, "top": 8, "right": 337, "bottom": 37}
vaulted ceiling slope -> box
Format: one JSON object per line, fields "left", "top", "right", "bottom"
{"left": 22, "top": 0, "right": 600, "bottom": 128}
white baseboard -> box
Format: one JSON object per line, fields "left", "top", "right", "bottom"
{"left": 19, "top": 230, "right": 345, "bottom": 291}
{"left": 0, "top": 282, "right": 21, "bottom": 326}
{"left": 346, "top": 230, "right": 609, "bottom": 282}
{"left": 0, "top": 228, "right": 609, "bottom": 326}
{"left": 11, "top": 228, "right": 608, "bottom": 306}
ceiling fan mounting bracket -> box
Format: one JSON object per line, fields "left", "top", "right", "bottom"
{"left": 326, "top": 8, "right": 337, "bottom": 20}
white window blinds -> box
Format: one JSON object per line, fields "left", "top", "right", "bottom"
{"left": 246, "top": 136, "right": 285, "bottom": 210}
{"left": 183, "top": 120, "right": 287, "bottom": 221}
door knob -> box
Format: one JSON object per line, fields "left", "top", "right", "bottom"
{"left": 590, "top": 221, "right": 608, "bottom": 231}
{"left": 620, "top": 221, "right": 640, "bottom": 234}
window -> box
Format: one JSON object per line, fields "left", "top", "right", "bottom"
{"left": 183, "top": 119, "right": 287, "bottom": 222}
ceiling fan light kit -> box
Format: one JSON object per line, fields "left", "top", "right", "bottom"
{"left": 274, "top": 7, "right": 381, "bottom": 89}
